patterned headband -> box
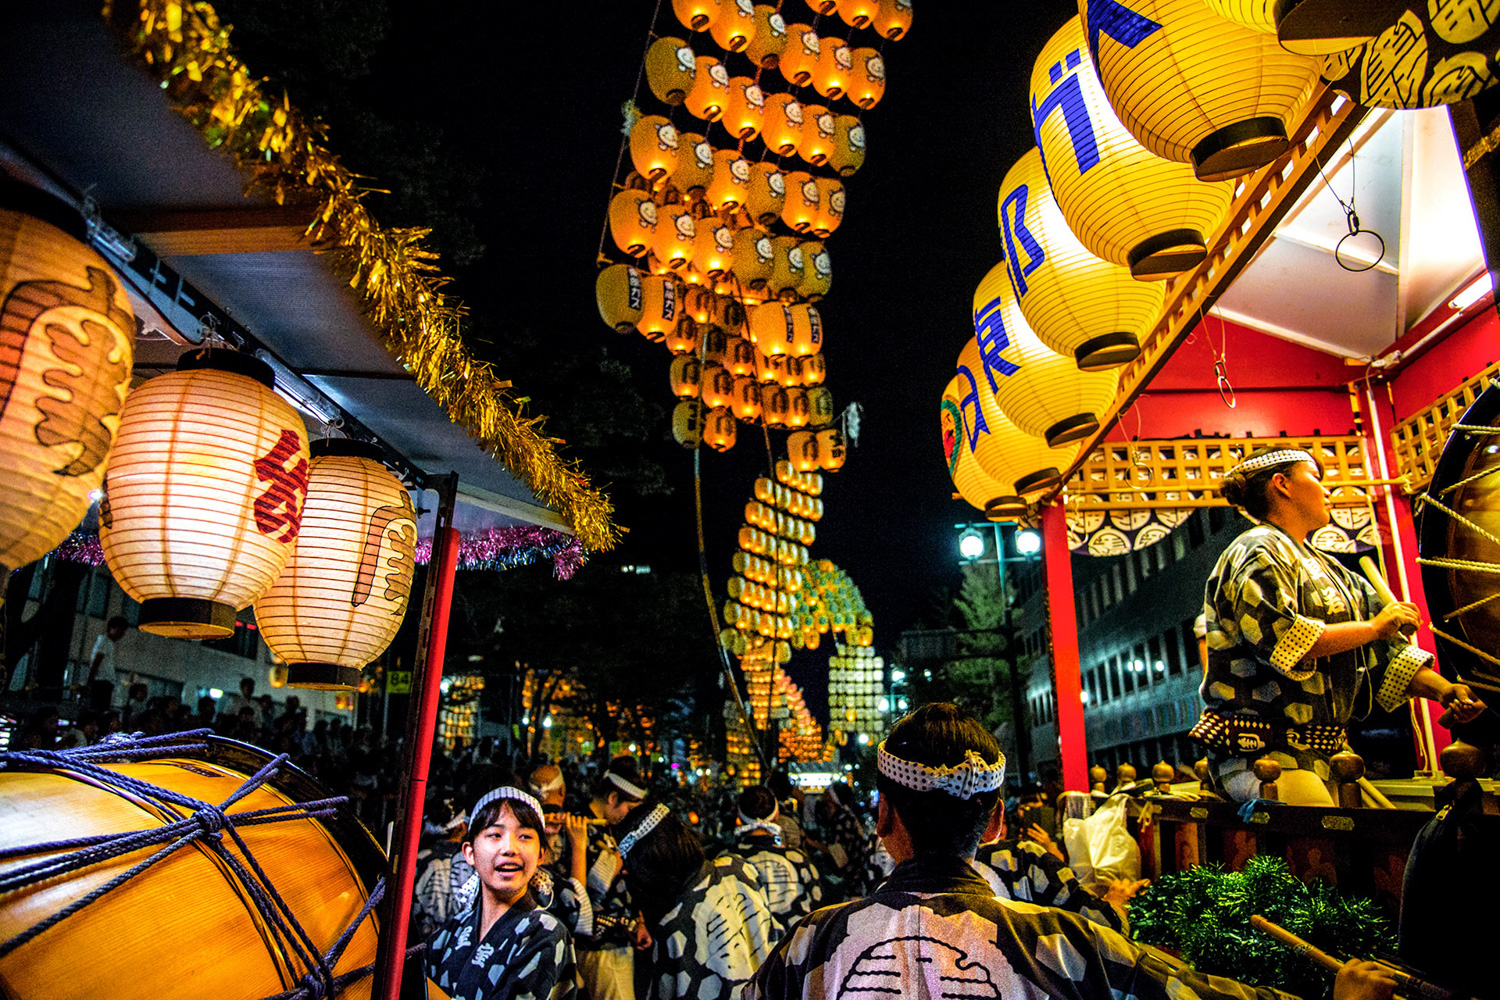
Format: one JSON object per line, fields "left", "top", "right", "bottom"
{"left": 529, "top": 772, "right": 565, "bottom": 797}
{"left": 471, "top": 786, "right": 543, "bottom": 827}
{"left": 877, "top": 742, "right": 1006, "bottom": 800}
{"left": 607, "top": 771, "right": 647, "bottom": 801}
{"left": 1226, "top": 449, "right": 1315, "bottom": 479}
{"left": 617, "top": 803, "right": 670, "bottom": 861}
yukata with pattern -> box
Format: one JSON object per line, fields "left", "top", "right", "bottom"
{"left": 1200, "top": 525, "right": 1430, "bottom": 784}
{"left": 970, "top": 838, "right": 1120, "bottom": 931}
{"left": 582, "top": 821, "right": 638, "bottom": 945}
{"left": 647, "top": 854, "right": 782, "bottom": 1000}
{"left": 425, "top": 890, "right": 576, "bottom": 1000}
{"left": 745, "top": 856, "right": 1297, "bottom": 1000}
{"left": 728, "top": 825, "right": 824, "bottom": 934}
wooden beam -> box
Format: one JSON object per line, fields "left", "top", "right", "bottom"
{"left": 109, "top": 205, "right": 317, "bottom": 255}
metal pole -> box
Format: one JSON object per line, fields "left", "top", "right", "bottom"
{"left": 373, "top": 472, "right": 460, "bottom": 1000}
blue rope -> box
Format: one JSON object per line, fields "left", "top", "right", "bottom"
{"left": 0, "top": 732, "right": 381, "bottom": 996}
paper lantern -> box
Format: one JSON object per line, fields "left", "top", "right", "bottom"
{"left": 724, "top": 77, "right": 766, "bottom": 140}
{"left": 710, "top": 0, "right": 756, "bottom": 51}
{"left": 646, "top": 38, "right": 699, "bottom": 104}
{"left": 705, "top": 406, "right": 738, "bottom": 451}
{"left": 671, "top": 133, "right": 715, "bottom": 196}
{"left": 787, "top": 388, "right": 811, "bottom": 427}
{"left": 800, "top": 354, "right": 828, "bottom": 386}
{"left": 629, "top": 115, "right": 680, "bottom": 181}
{"left": 1314, "top": 9, "right": 1500, "bottom": 108}
{"left": 780, "top": 24, "right": 822, "bottom": 85}
{"left": 608, "top": 189, "right": 659, "bottom": 257}
{"left": 827, "top": 115, "right": 866, "bottom": 176}
{"left": 750, "top": 302, "right": 823, "bottom": 356}
{"left": 269, "top": 665, "right": 288, "bottom": 688}
{"left": 673, "top": 0, "right": 720, "bottom": 30}
{"left": 693, "top": 217, "right": 736, "bottom": 277}
{"left": 942, "top": 376, "right": 1050, "bottom": 518}
{"left": 746, "top": 5, "right": 789, "bottom": 67}
{"left": 807, "top": 386, "right": 835, "bottom": 426}
{"left": 788, "top": 430, "right": 819, "bottom": 471}
{"left": 762, "top": 94, "right": 804, "bottom": 156}
{"left": 774, "top": 355, "right": 800, "bottom": 388}
{"left": 781, "top": 172, "right": 821, "bottom": 232}
{"left": 637, "top": 275, "right": 682, "bottom": 340}
{"left": 846, "top": 47, "right": 887, "bottom": 109}
{"left": 835, "top": 0, "right": 880, "bottom": 29}
{"left": 797, "top": 104, "right": 836, "bottom": 164}
{"left": 967, "top": 264, "right": 1117, "bottom": 446}
{"left": 730, "top": 227, "right": 774, "bottom": 292}
{"left": 715, "top": 295, "right": 747, "bottom": 334}
{"left": 996, "top": 147, "right": 1161, "bottom": 370}
{"left": 0, "top": 205, "right": 134, "bottom": 575}
{"left": 764, "top": 386, "right": 791, "bottom": 427}
{"left": 595, "top": 263, "right": 645, "bottom": 332}
{"left": 815, "top": 428, "right": 846, "bottom": 470}
{"left": 707, "top": 150, "right": 753, "bottom": 210}
{"left": 874, "top": 0, "right": 914, "bottom": 40}
{"left": 746, "top": 163, "right": 788, "bottom": 226}
{"left": 767, "top": 236, "right": 806, "bottom": 299}
{"left": 809, "top": 179, "right": 844, "bottom": 238}
{"left": 683, "top": 285, "right": 714, "bottom": 323}
{"left": 651, "top": 204, "right": 696, "bottom": 271}
{"left": 253, "top": 441, "right": 416, "bottom": 689}
{"left": 723, "top": 336, "right": 755, "bottom": 376}
{"left": 755, "top": 348, "right": 779, "bottom": 384}
{"left": 814, "top": 36, "right": 853, "bottom": 99}
{"left": 1084, "top": 0, "right": 1319, "bottom": 181}
{"left": 1031, "top": 16, "right": 1233, "bottom": 278}
{"left": 701, "top": 363, "right": 736, "bottom": 408}
{"left": 665, "top": 314, "right": 701, "bottom": 355}
{"left": 732, "top": 376, "right": 763, "bottom": 420}
{"left": 685, "top": 56, "right": 731, "bottom": 121}
{"left": 797, "top": 241, "right": 832, "bottom": 300}
{"left": 101, "top": 350, "right": 310, "bottom": 638}
{"left": 702, "top": 326, "right": 730, "bottom": 366}
{"left": 673, "top": 400, "right": 706, "bottom": 448}
{"left": 670, "top": 355, "right": 704, "bottom": 398}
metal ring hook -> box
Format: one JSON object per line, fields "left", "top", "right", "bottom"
{"left": 1215, "top": 359, "right": 1237, "bottom": 409}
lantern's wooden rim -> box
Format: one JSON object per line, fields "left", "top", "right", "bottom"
{"left": 1044, "top": 413, "right": 1101, "bottom": 448}
{"left": 310, "top": 438, "right": 383, "bottom": 461}
{"left": 137, "top": 597, "right": 236, "bottom": 639}
{"left": 1075, "top": 333, "right": 1141, "bottom": 372}
{"left": 1015, "top": 467, "right": 1063, "bottom": 496}
{"left": 983, "top": 496, "right": 1028, "bottom": 520}
{"left": 1273, "top": 0, "right": 1390, "bottom": 54}
{"left": 1192, "top": 117, "right": 1290, "bottom": 184}
{"left": 285, "top": 663, "right": 364, "bottom": 690}
{"left": 177, "top": 347, "right": 276, "bottom": 389}
{"left": 1127, "top": 228, "right": 1208, "bottom": 279}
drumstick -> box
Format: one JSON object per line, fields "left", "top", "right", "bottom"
{"left": 1358, "top": 557, "right": 1474, "bottom": 727}
{"left": 1249, "top": 915, "right": 1341, "bottom": 974}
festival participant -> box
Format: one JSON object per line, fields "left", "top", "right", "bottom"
{"left": 424, "top": 786, "right": 576, "bottom": 1000}
{"left": 529, "top": 763, "right": 570, "bottom": 860}
{"left": 971, "top": 811, "right": 1134, "bottom": 931}
{"left": 765, "top": 770, "right": 805, "bottom": 848}
{"left": 816, "top": 781, "right": 880, "bottom": 897}
{"left": 1191, "top": 447, "right": 1485, "bottom": 804}
{"left": 747, "top": 702, "right": 1403, "bottom": 1000}
{"left": 578, "top": 757, "right": 649, "bottom": 1000}
{"left": 726, "top": 785, "right": 823, "bottom": 930}
{"left": 617, "top": 800, "right": 780, "bottom": 1000}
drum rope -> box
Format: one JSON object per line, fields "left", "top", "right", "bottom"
{"left": 0, "top": 730, "right": 399, "bottom": 996}
{"left": 1435, "top": 456, "right": 1500, "bottom": 497}
{"left": 1414, "top": 493, "right": 1500, "bottom": 550}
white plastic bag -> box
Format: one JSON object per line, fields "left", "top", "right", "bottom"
{"left": 1060, "top": 792, "right": 1140, "bottom": 885}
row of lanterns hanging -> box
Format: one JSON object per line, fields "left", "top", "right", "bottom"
{"left": 0, "top": 202, "right": 415, "bottom": 691}
{"left": 943, "top": 0, "right": 1489, "bottom": 522}
{"left": 828, "top": 643, "right": 886, "bottom": 742}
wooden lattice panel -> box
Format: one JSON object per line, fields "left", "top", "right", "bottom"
{"left": 1391, "top": 363, "right": 1500, "bottom": 494}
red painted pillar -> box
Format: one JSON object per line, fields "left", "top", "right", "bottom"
{"left": 1042, "top": 502, "right": 1089, "bottom": 792}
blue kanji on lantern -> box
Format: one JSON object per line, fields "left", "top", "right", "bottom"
{"left": 1083, "top": 0, "right": 1162, "bottom": 66}
{"left": 998, "top": 184, "right": 1045, "bottom": 298}
{"left": 955, "top": 364, "right": 989, "bottom": 450}
{"left": 1032, "top": 51, "right": 1099, "bottom": 175}
{"left": 971, "top": 296, "right": 1021, "bottom": 389}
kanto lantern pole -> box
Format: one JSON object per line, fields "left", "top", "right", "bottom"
{"left": 1041, "top": 502, "right": 1089, "bottom": 792}
{"left": 374, "top": 473, "right": 460, "bottom": 1000}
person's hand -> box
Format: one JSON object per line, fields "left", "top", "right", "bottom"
{"left": 1333, "top": 959, "right": 1398, "bottom": 1000}
{"left": 1440, "top": 684, "right": 1486, "bottom": 725}
{"left": 631, "top": 915, "right": 653, "bottom": 951}
{"left": 564, "top": 814, "right": 589, "bottom": 861}
{"left": 1025, "top": 824, "right": 1065, "bottom": 861}
{"left": 1370, "top": 602, "right": 1420, "bottom": 639}
{"left": 1099, "top": 877, "right": 1149, "bottom": 909}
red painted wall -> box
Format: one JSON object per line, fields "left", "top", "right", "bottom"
{"left": 1389, "top": 308, "right": 1500, "bottom": 421}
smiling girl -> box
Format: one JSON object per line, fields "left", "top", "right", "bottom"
{"left": 425, "top": 787, "right": 577, "bottom": 1000}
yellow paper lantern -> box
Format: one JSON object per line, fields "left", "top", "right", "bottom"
{"left": 701, "top": 363, "right": 736, "bottom": 408}
{"left": 847, "top": 47, "right": 887, "bottom": 109}
{"left": 693, "top": 217, "right": 736, "bottom": 277}
{"left": 827, "top": 115, "right": 866, "bottom": 176}
{"left": 685, "top": 55, "right": 731, "bottom": 121}
{"left": 800, "top": 354, "right": 828, "bottom": 387}
{"left": 765, "top": 236, "right": 806, "bottom": 299}
{"left": 268, "top": 664, "right": 289, "bottom": 689}
{"left": 806, "top": 386, "right": 835, "bottom": 426}
{"left": 771, "top": 355, "right": 798, "bottom": 388}
{"left": 0, "top": 205, "right": 134, "bottom": 575}
{"left": 1202, "top": 0, "right": 1273, "bottom": 32}
{"left": 652, "top": 204, "right": 697, "bottom": 270}
{"left": 670, "top": 355, "right": 704, "bottom": 398}
{"left": 755, "top": 348, "right": 779, "bottom": 385}
{"left": 683, "top": 285, "right": 714, "bottom": 323}
{"left": 101, "top": 350, "right": 310, "bottom": 638}
{"left": 762, "top": 94, "right": 805, "bottom": 156}
{"left": 787, "top": 388, "right": 811, "bottom": 427}
{"left": 254, "top": 441, "right": 416, "bottom": 690}
{"left": 637, "top": 275, "right": 683, "bottom": 340}
{"left": 646, "top": 37, "right": 699, "bottom": 104}
{"left": 595, "top": 263, "right": 645, "bottom": 333}
{"left": 942, "top": 376, "right": 1061, "bottom": 518}
{"left": 781, "top": 171, "right": 821, "bottom": 233}
{"left": 608, "top": 189, "right": 658, "bottom": 257}
{"left": 746, "top": 163, "right": 788, "bottom": 226}
{"left": 968, "top": 263, "right": 1117, "bottom": 446}
{"left": 706, "top": 150, "right": 753, "bottom": 211}
{"left": 705, "top": 406, "right": 738, "bottom": 451}
{"left": 763, "top": 386, "right": 791, "bottom": 427}
{"left": 732, "top": 376, "right": 762, "bottom": 420}
{"left": 835, "top": 0, "right": 880, "bottom": 29}
{"left": 814, "top": 36, "right": 854, "bottom": 100}
{"left": 746, "top": 5, "right": 789, "bottom": 67}
{"left": 727, "top": 336, "right": 758, "bottom": 376}
{"left": 703, "top": 326, "right": 730, "bottom": 366}
{"left": 797, "top": 241, "right": 832, "bottom": 300}
{"left": 874, "top": 0, "right": 914, "bottom": 40}
{"left": 812, "top": 178, "right": 846, "bottom": 237}
{"left": 996, "top": 147, "right": 1161, "bottom": 370}
{"left": 788, "top": 430, "right": 819, "bottom": 471}
{"left": 1031, "top": 16, "right": 1233, "bottom": 278}
{"left": 673, "top": 0, "right": 720, "bottom": 31}
{"left": 710, "top": 0, "right": 756, "bottom": 51}
{"left": 665, "top": 314, "right": 701, "bottom": 355}
{"left": 780, "top": 25, "right": 822, "bottom": 85}
{"left": 815, "top": 428, "right": 846, "bottom": 470}
{"left": 724, "top": 77, "right": 766, "bottom": 140}
{"left": 797, "top": 104, "right": 835, "bottom": 165}
{"left": 673, "top": 400, "right": 706, "bottom": 448}
{"left": 670, "top": 133, "right": 715, "bottom": 197}
{"left": 629, "top": 115, "right": 681, "bottom": 181}
{"left": 750, "top": 302, "right": 824, "bottom": 356}
{"left": 1084, "top": 0, "right": 1320, "bottom": 181}
{"left": 730, "top": 227, "right": 774, "bottom": 292}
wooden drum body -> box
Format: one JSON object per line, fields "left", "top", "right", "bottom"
{"left": 0, "top": 738, "right": 387, "bottom": 1000}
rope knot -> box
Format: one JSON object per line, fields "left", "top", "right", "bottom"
{"left": 192, "top": 806, "right": 227, "bottom": 837}
{"left": 300, "top": 968, "right": 335, "bottom": 999}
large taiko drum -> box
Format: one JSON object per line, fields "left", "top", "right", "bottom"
{"left": 1419, "top": 381, "right": 1500, "bottom": 689}
{"left": 0, "top": 736, "right": 405, "bottom": 999}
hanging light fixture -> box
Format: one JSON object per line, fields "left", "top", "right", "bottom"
{"left": 1031, "top": 16, "right": 1233, "bottom": 278}
{"left": 101, "top": 349, "right": 310, "bottom": 638}
{"left": 254, "top": 440, "right": 417, "bottom": 689}
{"left": 0, "top": 201, "right": 135, "bottom": 576}
{"left": 996, "top": 147, "right": 1161, "bottom": 370}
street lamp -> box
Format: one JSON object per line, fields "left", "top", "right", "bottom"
{"left": 958, "top": 527, "right": 986, "bottom": 561}
{"left": 1015, "top": 528, "right": 1041, "bottom": 555}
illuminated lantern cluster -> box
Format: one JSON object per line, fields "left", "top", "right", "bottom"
{"left": 101, "top": 350, "right": 310, "bottom": 639}
{"left": 253, "top": 440, "right": 417, "bottom": 690}
{"left": 828, "top": 645, "right": 886, "bottom": 737}
{"left": 0, "top": 205, "right": 135, "bottom": 577}
{"left": 437, "top": 675, "right": 485, "bottom": 753}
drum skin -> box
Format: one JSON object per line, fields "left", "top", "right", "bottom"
{"left": 0, "top": 739, "right": 386, "bottom": 1000}
{"left": 1420, "top": 383, "right": 1500, "bottom": 685}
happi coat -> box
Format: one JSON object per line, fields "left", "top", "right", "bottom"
{"left": 970, "top": 838, "right": 1120, "bottom": 931}
{"left": 1198, "top": 524, "right": 1430, "bottom": 781}
{"left": 648, "top": 854, "right": 781, "bottom": 1000}
{"left": 425, "top": 891, "right": 576, "bottom": 1000}
{"left": 746, "top": 856, "right": 1296, "bottom": 1000}
{"left": 728, "top": 824, "right": 824, "bottom": 930}
{"left": 583, "top": 821, "right": 637, "bottom": 948}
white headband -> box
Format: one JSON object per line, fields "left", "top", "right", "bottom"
{"left": 877, "top": 742, "right": 1006, "bottom": 800}
{"left": 1226, "top": 449, "right": 1315, "bottom": 479}
{"left": 737, "top": 818, "right": 784, "bottom": 846}
{"left": 529, "top": 772, "right": 565, "bottom": 797}
{"left": 617, "top": 803, "right": 670, "bottom": 860}
{"left": 607, "top": 771, "right": 647, "bottom": 801}
{"left": 471, "top": 786, "right": 543, "bottom": 826}
{"left": 737, "top": 801, "right": 779, "bottom": 827}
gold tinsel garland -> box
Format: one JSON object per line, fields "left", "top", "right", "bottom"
{"left": 103, "top": 0, "right": 621, "bottom": 551}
